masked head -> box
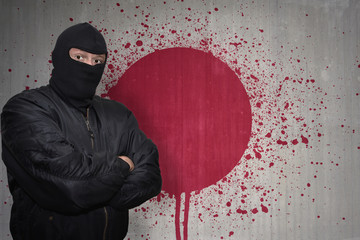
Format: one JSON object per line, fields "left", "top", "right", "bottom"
{"left": 49, "top": 23, "right": 107, "bottom": 113}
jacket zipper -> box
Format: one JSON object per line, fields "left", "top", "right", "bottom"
{"left": 83, "top": 108, "right": 109, "bottom": 240}
{"left": 84, "top": 108, "right": 95, "bottom": 149}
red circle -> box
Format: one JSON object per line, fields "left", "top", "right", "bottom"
{"left": 107, "top": 47, "right": 252, "bottom": 196}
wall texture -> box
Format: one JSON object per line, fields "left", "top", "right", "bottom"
{"left": 0, "top": 0, "right": 359, "bottom": 239}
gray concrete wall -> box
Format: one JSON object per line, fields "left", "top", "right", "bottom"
{"left": 0, "top": 0, "right": 359, "bottom": 239}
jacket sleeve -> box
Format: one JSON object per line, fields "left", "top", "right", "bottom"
{"left": 1, "top": 94, "right": 130, "bottom": 214}
{"left": 109, "top": 111, "right": 162, "bottom": 210}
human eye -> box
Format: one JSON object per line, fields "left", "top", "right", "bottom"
{"left": 94, "top": 59, "right": 103, "bottom": 64}
{"left": 93, "top": 54, "right": 106, "bottom": 65}
{"left": 72, "top": 54, "right": 84, "bottom": 62}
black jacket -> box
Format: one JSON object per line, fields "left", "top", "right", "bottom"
{"left": 1, "top": 85, "right": 162, "bottom": 240}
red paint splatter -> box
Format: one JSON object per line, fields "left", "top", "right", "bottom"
{"left": 106, "top": 48, "right": 252, "bottom": 240}
{"left": 136, "top": 40, "right": 143, "bottom": 46}
{"left": 95, "top": 2, "right": 331, "bottom": 236}
{"left": 301, "top": 135, "right": 309, "bottom": 144}
{"left": 253, "top": 149, "right": 262, "bottom": 159}
{"left": 250, "top": 74, "right": 259, "bottom": 81}
{"left": 277, "top": 139, "right": 288, "bottom": 145}
{"left": 236, "top": 208, "right": 247, "bottom": 214}
{"left": 107, "top": 48, "right": 251, "bottom": 195}
{"left": 69, "top": 18, "right": 74, "bottom": 22}
{"left": 261, "top": 204, "right": 268, "bottom": 213}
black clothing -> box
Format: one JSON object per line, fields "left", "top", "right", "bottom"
{"left": 50, "top": 23, "right": 107, "bottom": 114}
{"left": 1, "top": 86, "right": 162, "bottom": 239}
{"left": 2, "top": 22, "right": 161, "bottom": 239}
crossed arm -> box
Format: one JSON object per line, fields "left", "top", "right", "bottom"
{"left": 1, "top": 94, "right": 161, "bottom": 214}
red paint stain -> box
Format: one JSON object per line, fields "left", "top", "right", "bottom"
{"left": 250, "top": 74, "right": 259, "bottom": 81}
{"left": 136, "top": 40, "right": 143, "bottom": 46}
{"left": 94, "top": 1, "right": 332, "bottom": 235}
{"left": 277, "top": 139, "right": 288, "bottom": 145}
{"left": 106, "top": 48, "right": 252, "bottom": 240}
{"left": 69, "top": 18, "right": 74, "bottom": 21}
{"left": 236, "top": 208, "right": 247, "bottom": 214}
{"left": 301, "top": 135, "right": 309, "bottom": 144}
{"left": 261, "top": 204, "right": 268, "bottom": 213}
{"left": 253, "top": 149, "right": 262, "bottom": 159}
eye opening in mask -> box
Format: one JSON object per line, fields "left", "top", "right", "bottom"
{"left": 69, "top": 48, "right": 106, "bottom": 66}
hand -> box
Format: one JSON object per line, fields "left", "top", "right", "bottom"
{"left": 118, "top": 156, "right": 134, "bottom": 172}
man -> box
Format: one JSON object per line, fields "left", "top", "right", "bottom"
{"left": 1, "top": 22, "right": 162, "bottom": 240}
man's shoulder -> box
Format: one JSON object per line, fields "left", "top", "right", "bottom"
{"left": 8, "top": 85, "right": 51, "bottom": 100}
{"left": 3, "top": 85, "right": 55, "bottom": 111}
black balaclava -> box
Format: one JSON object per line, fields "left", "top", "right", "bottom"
{"left": 49, "top": 23, "right": 107, "bottom": 114}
